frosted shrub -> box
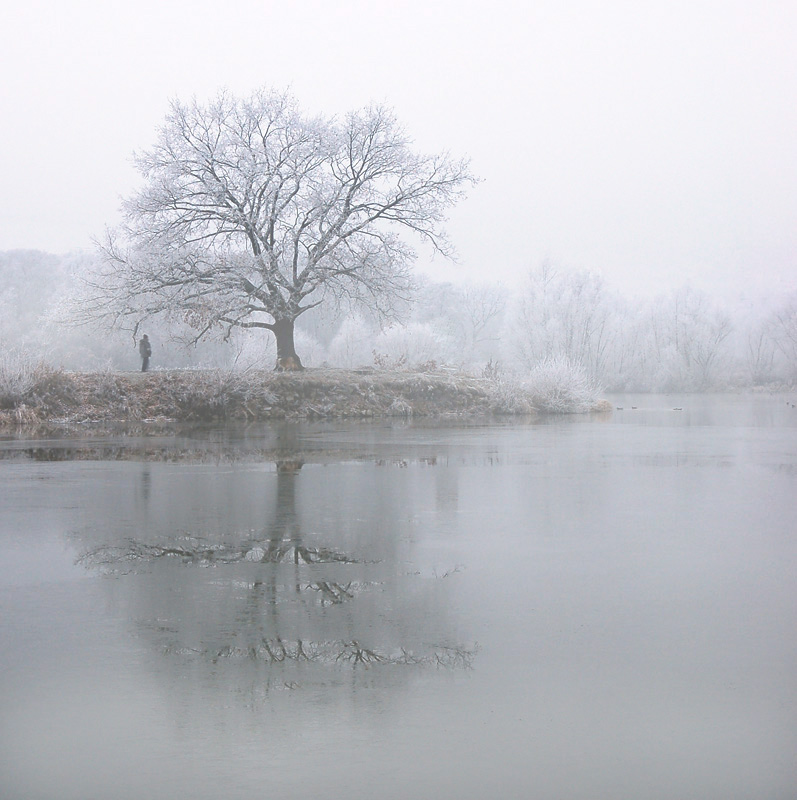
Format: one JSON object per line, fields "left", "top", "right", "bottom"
{"left": 0, "top": 348, "right": 46, "bottom": 407}
{"left": 486, "top": 378, "right": 537, "bottom": 415}
{"left": 371, "top": 323, "right": 449, "bottom": 370}
{"left": 327, "top": 316, "right": 374, "bottom": 368}
{"left": 524, "top": 355, "right": 603, "bottom": 413}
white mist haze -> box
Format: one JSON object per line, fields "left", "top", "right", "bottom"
{"left": 2, "top": 0, "right": 795, "bottom": 298}
{"left": 2, "top": 250, "right": 796, "bottom": 391}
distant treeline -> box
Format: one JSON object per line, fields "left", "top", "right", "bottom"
{"left": 1, "top": 250, "right": 795, "bottom": 391}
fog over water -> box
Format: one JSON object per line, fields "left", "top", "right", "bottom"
{"left": 1, "top": 395, "right": 795, "bottom": 798}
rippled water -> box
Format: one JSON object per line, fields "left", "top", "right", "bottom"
{"left": 1, "top": 394, "right": 795, "bottom": 799}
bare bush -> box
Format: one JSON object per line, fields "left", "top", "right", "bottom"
{"left": 482, "top": 359, "right": 502, "bottom": 381}
{"left": 371, "top": 322, "right": 451, "bottom": 370}
{"left": 0, "top": 348, "right": 47, "bottom": 408}
{"left": 523, "top": 355, "right": 604, "bottom": 413}
{"left": 325, "top": 316, "right": 373, "bottom": 369}
{"left": 484, "top": 379, "right": 537, "bottom": 415}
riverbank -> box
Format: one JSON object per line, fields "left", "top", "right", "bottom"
{"left": 3, "top": 366, "right": 600, "bottom": 428}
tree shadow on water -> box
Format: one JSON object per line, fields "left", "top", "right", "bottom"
{"left": 74, "top": 457, "right": 477, "bottom": 694}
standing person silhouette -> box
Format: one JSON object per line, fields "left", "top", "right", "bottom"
{"left": 139, "top": 334, "right": 152, "bottom": 372}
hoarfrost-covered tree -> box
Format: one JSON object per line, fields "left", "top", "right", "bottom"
{"left": 326, "top": 315, "right": 374, "bottom": 368}
{"left": 511, "top": 263, "right": 615, "bottom": 378}
{"left": 745, "top": 323, "right": 776, "bottom": 384}
{"left": 415, "top": 279, "right": 506, "bottom": 367}
{"left": 767, "top": 293, "right": 797, "bottom": 380}
{"left": 88, "top": 89, "right": 476, "bottom": 369}
{"left": 372, "top": 322, "right": 450, "bottom": 368}
{"left": 735, "top": 297, "right": 778, "bottom": 385}
{"left": 642, "top": 287, "right": 733, "bottom": 390}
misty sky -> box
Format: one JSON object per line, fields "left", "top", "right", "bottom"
{"left": 2, "top": 0, "right": 795, "bottom": 298}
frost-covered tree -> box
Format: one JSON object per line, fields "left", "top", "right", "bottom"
{"left": 511, "top": 263, "right": 616, "bottom": 378}
{"left": 88, "top": 89, "right": 475, "bottom": 369}
{"left": 372, "top": 322, "right": 451, "bottom": 368}
{"left": 640, "top": 287, "right": 733, "bottom": 390}
{"left": 413, "top": 279, "right": 506, "bottom": 368}
{"left": 326, "top": 315, "right": 375, "bottom": 368}
{"left": 744, "top": 322, "right": 777, "bottom": 384}
{"left": 0, "top": 250, "right": 67, "bottom": 348}
{"left": 729, "top": 295, "right": 779, "bottom": 386}
{"left": 767, "top": 292, "right": 797, "bottom": 381}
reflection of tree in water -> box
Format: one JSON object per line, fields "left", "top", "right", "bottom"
{"left": 76, "top": 458, "right": 476, "bottom": 677}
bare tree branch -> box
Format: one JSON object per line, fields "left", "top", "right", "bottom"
{"left": 86, "top": 89, "right": 477, "bottom": 367}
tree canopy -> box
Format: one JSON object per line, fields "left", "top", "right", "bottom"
{"left": 91, "top": 89, "right": 476, "bottom": 368}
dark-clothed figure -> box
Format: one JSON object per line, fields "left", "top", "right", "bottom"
{"left": 139, "top": 334, "right": 152, "bottom": 372}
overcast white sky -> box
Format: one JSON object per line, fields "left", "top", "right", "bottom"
{"left": 2, "top": 0, "right": 795, "bottom": 297}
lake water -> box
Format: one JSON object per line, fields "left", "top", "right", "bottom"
{"left": 1, "top": 394, "right": 795, "bottom": 799}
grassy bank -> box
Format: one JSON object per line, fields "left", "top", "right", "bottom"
{"left": 0, "top": 363, "right": 617, "bottom": 429}
{"left": 0, "top": 367, "right": 530, "bottom": 428}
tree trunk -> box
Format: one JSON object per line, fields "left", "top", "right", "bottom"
{"left": 272, "top": 318, "right": 304, "bottom": 370}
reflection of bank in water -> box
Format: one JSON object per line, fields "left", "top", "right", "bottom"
{"left": 76, "top": 458, "right": 476, "bottom": 685}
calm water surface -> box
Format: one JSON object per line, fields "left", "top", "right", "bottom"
{"left": 1, "top": 394, "right": 795, "bottom": 799}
